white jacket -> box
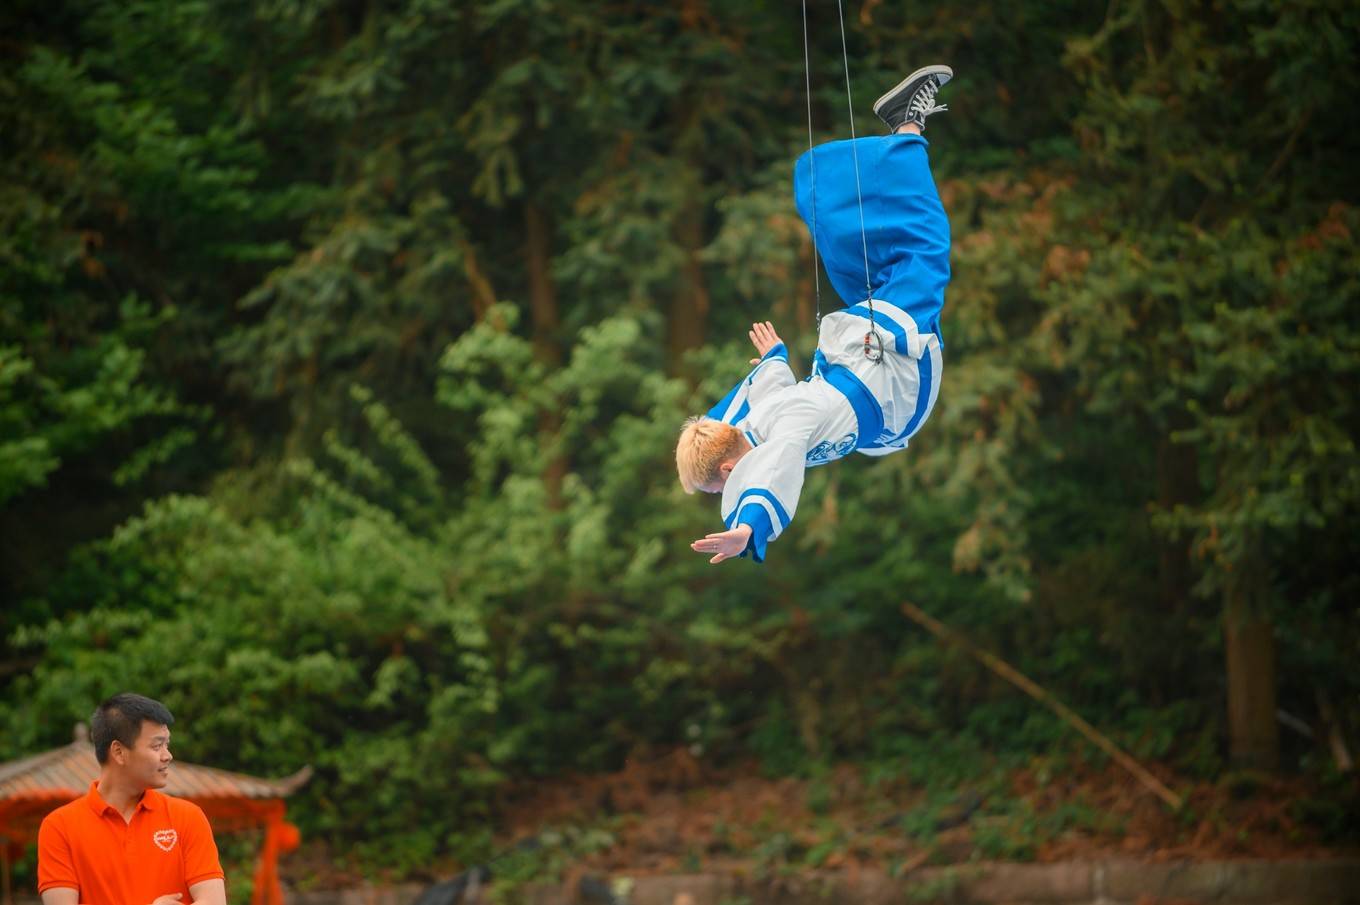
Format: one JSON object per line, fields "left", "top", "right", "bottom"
{"left": 707, "top": 300, "right": 942, "bottom": 562}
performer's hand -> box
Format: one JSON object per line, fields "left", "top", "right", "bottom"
{"left": 748, "top": 321, "right": 784, "bottom": 364}
{"left": 691, "top": 525, "right": 754, "bottom": 564}
{"left": 149, "top": 895, "right": 183, "bottom": 905}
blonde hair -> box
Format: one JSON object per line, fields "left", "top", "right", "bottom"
{"left": 675, "top": 416, "right": 746, "bottom": 494}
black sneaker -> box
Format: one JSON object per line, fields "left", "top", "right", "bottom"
{"left": 873, "top": 65, "right": 953, "bottom": 132}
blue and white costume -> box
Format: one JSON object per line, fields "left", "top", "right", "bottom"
{"left": 707, "top": 133, "right": 949, "bottom": 562}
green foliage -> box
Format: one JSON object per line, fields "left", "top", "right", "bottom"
{"left": 483, "top": 824, "right": 620, "bottom": 899}
{"left": 0, "top": 299, "right": 197, "bottom": 504}
{"left": 2, "top": 0, "right": 1358, "bottom": 876}
{"left": 5, "top": 459, "right": 500, "bottom": 860}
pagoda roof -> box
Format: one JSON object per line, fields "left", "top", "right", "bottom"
{"left": 0, "top": 726, "right": 311, "bottom": 803}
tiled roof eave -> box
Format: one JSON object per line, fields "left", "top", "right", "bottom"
{"left": 0, "top": 742, "right": 311, "bottom": 802}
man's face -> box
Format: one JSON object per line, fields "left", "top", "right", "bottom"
{"left": 115, "top": 721, "right": 173, "bottom": 790}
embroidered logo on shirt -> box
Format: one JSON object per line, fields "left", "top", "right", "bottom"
{"left": 806, "top": 433, "right": 857, "bottom": 464}
{"left": 153, "top": 829, "right": 178, "bottom": 852}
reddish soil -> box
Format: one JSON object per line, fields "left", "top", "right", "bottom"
{"left": 279, "top": 749, "right": 1357, "bottom": 887}
{"left": 491, "top": 748, "right": 1355, "bottom": 875}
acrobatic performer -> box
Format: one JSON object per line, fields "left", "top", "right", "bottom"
{"left": 676, "top": 65, "right": 953, "bottom": 564}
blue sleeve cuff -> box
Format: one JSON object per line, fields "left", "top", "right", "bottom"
{"left": 734, "top": 503, "right": 773, "bottom": 563}
{"left": 761, "top": 343, "right": 788, "bottom": 363}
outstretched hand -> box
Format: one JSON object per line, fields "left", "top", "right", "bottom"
{"left": 691, "top": 525, "right": 754, "bottom": 564}
{"left": 748, "top": 321, "right": 784, "bottom": 365}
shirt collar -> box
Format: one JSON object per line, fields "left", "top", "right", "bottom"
{"left": 85, "top": 781, "right": 114, "bottom": 816}
{"left": 85, "top": 781, "right": 162, "bottom": 815}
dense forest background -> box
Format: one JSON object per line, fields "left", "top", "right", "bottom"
{"left": 3, "top": 0, "right": 1359, "bottom": 879}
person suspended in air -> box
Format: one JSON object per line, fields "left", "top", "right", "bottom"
{"left": 676, "top": 66, "right": 953, "bottom": 564}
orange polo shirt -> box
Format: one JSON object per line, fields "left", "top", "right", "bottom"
{"left": 37, "top": 782, "right": 224, "bottom": 905}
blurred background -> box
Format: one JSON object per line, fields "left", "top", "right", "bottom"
{"left": 2, "top": 0, "right": 1358, "bottom": 896}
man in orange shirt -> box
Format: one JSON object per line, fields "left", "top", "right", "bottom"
{"left": 38, "top": 694, "right": 228, "bottom": 905}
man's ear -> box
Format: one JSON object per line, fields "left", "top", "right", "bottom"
{"left": 109, "top": 740, "right": 126, "bottom": 765}
{"left": 719, "top": 461, "right": 735, "bottom": 478}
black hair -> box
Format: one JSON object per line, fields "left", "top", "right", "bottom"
{"left": 91, "top": 693, "right": 175, "bottom": 764}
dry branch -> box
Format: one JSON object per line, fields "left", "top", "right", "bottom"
{"left": 901, "top": 602, "right": 1184, "bottom": 810}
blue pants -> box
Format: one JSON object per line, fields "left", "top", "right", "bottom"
{"left": 793, "top": 134, "right": 950, "bottom": 339}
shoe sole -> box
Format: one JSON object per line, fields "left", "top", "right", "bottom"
{"left": 873, "top": 64, "right": 954, "bottom": 118}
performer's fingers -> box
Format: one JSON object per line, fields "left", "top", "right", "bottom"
{"left": 710, "top": 553, "right": 727, "bottom": 564}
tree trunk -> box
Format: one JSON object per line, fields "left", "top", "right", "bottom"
{"left": 524, "top": 202, "right": 562, "bottom": 368}
{"left": 524, "top": 201, "right": 566, "bottom": 508}
{"left": 1224, "top": 575, "right": 1279, "bottom": 770}
{"left": 1155, "top": 421, "right": 1198, "bottom": 615}
{"left": 1148, "top": 415, "right": 1200, "bottom": 705}
{"left": 457, "top": 237, "right": 497, "bottom": 322}
{"left": 666, "top": 201, "right": 709, "bottom": 377}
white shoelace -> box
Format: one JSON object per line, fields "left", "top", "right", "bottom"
{"left": 908, "top": 79, "right": 948, "bottom": 122}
